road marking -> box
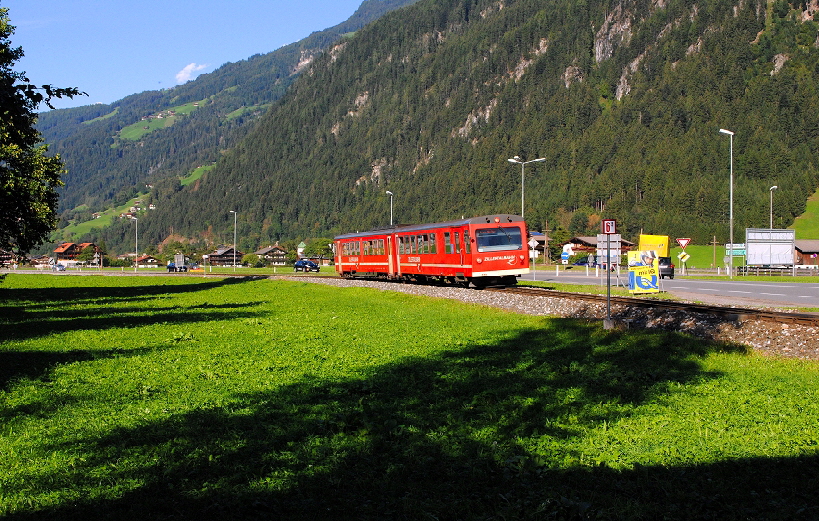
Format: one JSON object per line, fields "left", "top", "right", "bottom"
{"left": 759, "top": 292, "right": 785, "bottom": 296}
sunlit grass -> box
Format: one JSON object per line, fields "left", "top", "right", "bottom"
{"left": 1, "top": 274, "right": 818, "bottom": 519}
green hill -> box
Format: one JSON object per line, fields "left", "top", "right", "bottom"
{"left": 38, "top": 0, "right": 819, "bottom": 256}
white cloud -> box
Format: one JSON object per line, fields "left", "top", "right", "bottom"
{"left": 175, "top": 63, "right": 208, "bottom": 84}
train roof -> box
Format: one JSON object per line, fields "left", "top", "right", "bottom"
{"left": 334, "top": 214, "right": 524, "bottom": 240}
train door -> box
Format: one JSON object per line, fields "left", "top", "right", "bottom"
{"left": 388, "top": 235, "right": 396, "bottom": 276}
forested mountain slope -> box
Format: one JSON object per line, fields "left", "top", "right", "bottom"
{"left": 66, "top": 0, "right": 819, "bottom": 254}
{"left": 35, "top": 0, "right": 421, "bottom": 234}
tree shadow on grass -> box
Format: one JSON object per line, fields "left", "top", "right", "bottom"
{"left": 0, "top": 276, "right": 258, "bottom": 309}
{"left": 0, "top": 277, "right": 269, "bottom": 389}
{"left": 6, "top": 320, "right": 816, "bottom": 520}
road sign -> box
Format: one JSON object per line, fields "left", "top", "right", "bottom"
{"left": 561, "top": 251, "right": 570, "bottom": 261}
{"left": 677, "top": 237, "right": 691, "bottom": 250}
{"left": 678, "top": 252, "right": 690, "bottom": 262}
{"left": 601, "top": 219, "right": 617, "bottom": 234}
{"left": 528, "top": 239, "right": 538, "bottom": 249}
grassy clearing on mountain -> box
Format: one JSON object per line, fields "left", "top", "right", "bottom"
{"left": 1, "top": 274, "right": 817, "bottom": 519}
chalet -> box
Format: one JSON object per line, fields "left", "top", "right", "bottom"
{"left": 563, "top": 236, "right": 635, "bottom": 255}
{"left": 136, "top": 255, "right": 161, "bottom": 268}
{"left": 795, "top": 240, "right": 819, "bottom": 266}
{"left": 254, "top": 243, "right": 288, "bottom": 265}
{"left": 54, "top": 242, "right": 99, "bottom": 262}
{"left": 0, "top": 249, "right": 14, "bottom": 266}
{"left": 207, "top": 247, "right": 244, "bottom": 266}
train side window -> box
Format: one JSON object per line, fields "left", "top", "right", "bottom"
{"left": 398, "top": 237, "right": 405, "bottom": 255}
{"left": 463, "top": 231, "right": 471, "bottom": 254}
{"left": 455, "top": 232, "right": 461, "bottom": 254}
{"left": 444, "top": 232, "right": 452, "bottom": 254}
{"left": 363, "top": 241, "right": 370, "bottom": 256}
{"left": 429, "top": 233, "right": 437, "bottom": 254}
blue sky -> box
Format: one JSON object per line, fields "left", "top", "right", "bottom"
{"left": 5, "top": 0, "right": 366, "bottom": 109}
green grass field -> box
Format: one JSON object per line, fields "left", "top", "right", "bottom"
{"left": 118, "top": 100, "right": 205, "bottom": 142}
{"left": 1, "top": 274, "right": 818, "bottom": 519}
{"left": 53, "top": 197, "right": 146, "bottom": 242}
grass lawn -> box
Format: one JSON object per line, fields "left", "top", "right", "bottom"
{"left": 1, "top": 274, "right": 818, "bottom": 520}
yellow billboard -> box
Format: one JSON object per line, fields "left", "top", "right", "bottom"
{"left": 627, "top": 250, "right": 660, "bottom": 294}
{"left": 638, "top": 235, "right": 670, "bottom": 257}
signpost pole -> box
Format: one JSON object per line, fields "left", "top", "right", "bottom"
{"left": 606, "top": 233, "right": 611, "bottom": 320}
{"left": 600, "top": 219, "right": 616, "bottom": 328}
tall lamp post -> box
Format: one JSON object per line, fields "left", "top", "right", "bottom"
{"left": 133, "top": 217, "right": 138, "bottom": 273}
{"left": 769, "top": 185, "right": 778, "bottom": 229}
{"left": 229, "top": 210, "right": 237, "bottom": 272}
{"left": 386, "top": 190, "right": 394, "bottom": 226}
{"left": 719, "top": 128, "right": 734, "bottom": 279}
{"left": 507, "top": 156, "right": 546, "bottom": 219}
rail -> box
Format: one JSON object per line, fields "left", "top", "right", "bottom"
{"left": 486, "top": 285, "right": 819, "bottom": 327}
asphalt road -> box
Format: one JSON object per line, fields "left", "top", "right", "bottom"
{"left": 521, "top": 269, "right": 819, "bottom": 308}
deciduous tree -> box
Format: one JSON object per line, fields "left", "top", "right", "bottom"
{"left": 0, "top": 8, "right": 83, "bottom": 255}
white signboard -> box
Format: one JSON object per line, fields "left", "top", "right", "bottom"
{"left": 745, "top": 229, "right": 794, "bottom": 266}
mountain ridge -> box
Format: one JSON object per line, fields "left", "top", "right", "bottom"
{"left": 38, "top": 0, "right": 819, "bottom": 256}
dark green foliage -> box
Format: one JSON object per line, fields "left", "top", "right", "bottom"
{"left": 41, "top": 0, "right": 819, "bottom": 253}
{"left": 0, "top": 8, "right": 83, "bottom": 255}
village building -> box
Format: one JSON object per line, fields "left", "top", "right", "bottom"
{"left": 206, "top": 247, "right": 244, "bottom": 266}
{"left": 135, "top": 255, "right": 161, "bottom": 268}
{"left": 254, "top": 243, "right": 288, "bottom": 265}
{"left": 54, "top": 242, "right": 100, "bottom": 264}
{"left": 795, "top": 240, "right": 819, "bottom": 266}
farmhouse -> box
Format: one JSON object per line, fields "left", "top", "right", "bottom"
{"left": 254, "top": 243, "right": 288, "bottom": 265}
{"left": 54, "top": 242, "right": 99, "bottom": 262}
{"left": 207, "top": 247, "right": 244, "bottom": 266}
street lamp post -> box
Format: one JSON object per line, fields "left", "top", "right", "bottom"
{"left": 507, "top": 156, "right": 546, "bottom": 219}
{"left": 230, "top": 210, "right": 237, "bottom": 272}
{"left": 719, "top": 128, "right": 734, "bottom": 279}
{"left": 386, "top": 190, "right": 394, "bottom": 226}
{"left": 770, "top": 185, "right": 778, "bottom": 229}
{"left": 133, "top": 217, "right": 138, "bottom": 273}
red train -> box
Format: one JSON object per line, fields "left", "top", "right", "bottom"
{"left": 334, "top": 214, "right": 530, "bottom": 287}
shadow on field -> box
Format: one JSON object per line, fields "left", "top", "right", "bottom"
{"left": 0, "top": 276, "right": 257, "bottom": 310}
{"left": 6, "top": 320, "right": 817, "bottom": 520}
{"left": 0, "top": 277, "right": 266, "bottom": 388}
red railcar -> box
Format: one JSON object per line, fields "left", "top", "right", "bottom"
{"left": 334, "top": 214, "right": 529, "bottom": 287}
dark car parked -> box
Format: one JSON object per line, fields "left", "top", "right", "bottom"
{"left": 294, "top": 259, "right": 320, "bottom": 272}
{"left": 659, "top": 257, "right": 675, "bottom": 279}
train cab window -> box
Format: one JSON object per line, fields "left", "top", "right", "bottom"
{"left": 475, "top": 227, "right": 523, "bottom": 252}
{"left": 463, "top": 230, "right": 471, "bottom": 254}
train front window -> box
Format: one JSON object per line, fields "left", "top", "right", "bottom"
{"left": 475, "top": 227, "right": 523, "bottom": 252}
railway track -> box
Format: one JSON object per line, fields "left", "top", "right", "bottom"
{"left": 486, "top": 285, "right": 819, "bottom": 327}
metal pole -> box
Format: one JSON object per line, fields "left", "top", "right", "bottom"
{"left": 134, "top": 217, "right": 138, "bottom": 273}
{"left": 606, "top": 234, "right": 611, "bottom": 320}
{"left": 770, "top": 185, "right": 778, "bottom": 229}
{"left": 720, "top": 129, "right": 734, "bottom": 279}
{"left": 521, "top": 162, "right": 525, "bottom": 219}
{"left": 230, "top": 210, "right": 237, "bottom": 272}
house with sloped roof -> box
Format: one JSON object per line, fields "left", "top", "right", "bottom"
{"left": 207, "top": 247, "right": 244, "bottom": 266}
{"left": 795, "top": 240, "right": 819, "bottom": 266}
{"left": 254, "top": 243, "right": 288, "bottom": 265}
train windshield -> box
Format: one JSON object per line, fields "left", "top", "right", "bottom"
{"left": 475, "top": 226, "right": 523, "bottom": 252}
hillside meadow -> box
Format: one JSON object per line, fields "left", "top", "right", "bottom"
{"left": 1, "top": 274, "right": 818, "bottom": 519}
